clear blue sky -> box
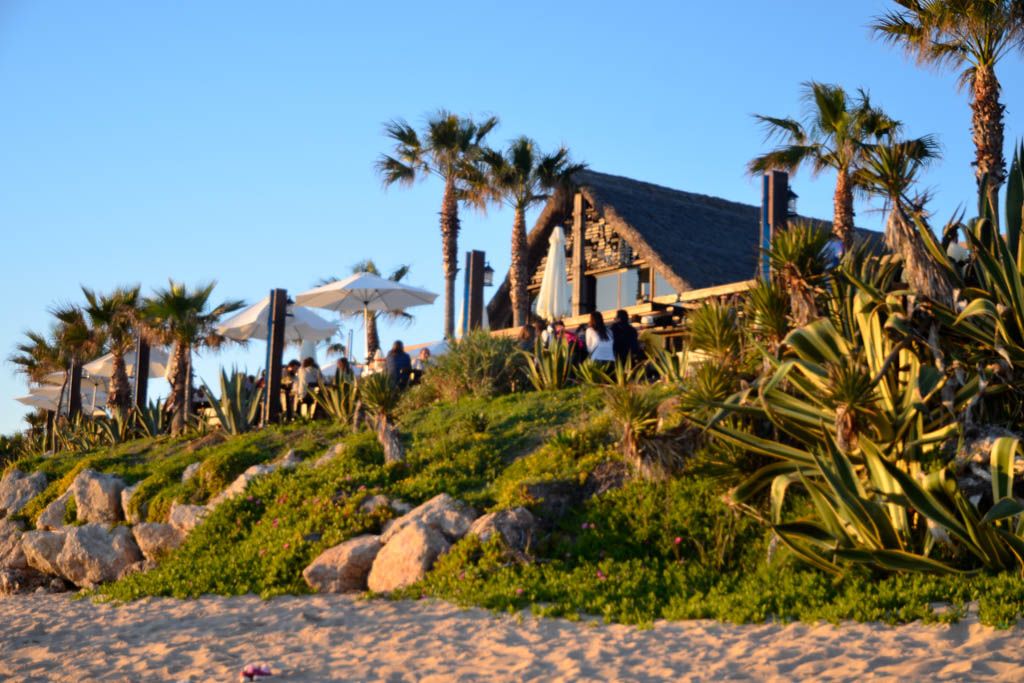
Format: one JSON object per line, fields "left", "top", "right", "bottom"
{"left": 2, "top": 1, "right": 1023, "bottom": 433}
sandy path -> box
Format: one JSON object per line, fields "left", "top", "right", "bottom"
{"left": 1, "top": 593, "right": 1022, "bottom": 682}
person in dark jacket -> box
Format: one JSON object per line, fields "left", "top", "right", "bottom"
{"left": 384, "top": 340, "right": 412, "bottom": 388}
{"left": 610, "top": 309, "right": 641, "bottom": 364}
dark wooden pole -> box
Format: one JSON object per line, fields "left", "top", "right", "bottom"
{"left": 466, "top": 250, "right": 485, "bottom": 330}
{"left": 133, "top": 336, "right": 150, "bottom": 411}
{"left": 67, "top": 360, "right": 83, "bottom": 420}
{"left": 262, "top": 289, "right": 288, "bottom": 424}
{"left": 571, "top": 191, "right": 592, "bottom": 316}
{"left": 761, "top": 170, "right": 790, "bottom": 279}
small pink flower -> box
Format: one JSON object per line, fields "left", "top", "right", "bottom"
{"left": 515, "top": 587, "right": 524, "bottom": 595}
{"left": 674, "top": 536, "right": 682, "bottom": 545}
{"left": 283, "top": 542, "right": 290, "bottom": 550}
{"left": 272, "top": 518, "right": 279, "bottom": 528}
{"left": 258, "top": 548, "right": 266, "bottom": 557}
{"left": 596, "top": 569, "right": 606, "bottom": 580}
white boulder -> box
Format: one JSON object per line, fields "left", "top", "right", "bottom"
{"left": 303, "top": 535, "right": 382, "bottom": 593}
{"left": 168, "top": 502, "right": 209, "bottom": 534}
{"left": 36, "top": 490, "right": 72, "bottom": 530}
{"left": 468, "top": 507, "right": 537, "bottom": 551}
{"left": 0, "top": 519, "right": 28, "bottom": 570}
{"left": 55, "top": 524, "right": 142, "bottom": 586}
{"left": 71, "top": 469, "right": 125, "bottom": 524}
{"left": 368, "top": 521, "right": 450, "bottom": 593}
{"left": 0, "top": 469, "right": 46, "bottom": 517}
{"left": 380, "top": 494, "right": 477, "bottom": 544}
{"left": 21, "top": 529, "right": 65, "bottom": 577}
{"left": 121, "top": 483, "right": 144, "bottom": 524}
{"left": 132, "top": 523, "right": 185, "bottom": 562}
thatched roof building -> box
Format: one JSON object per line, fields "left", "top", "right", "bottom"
{"left": 487, "top": 170, "right": 877, "bottom": 330}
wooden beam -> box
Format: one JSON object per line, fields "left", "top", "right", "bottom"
{"left": 133, "top": 336, "right": 150, "bottom": 411}
{"left": 571, "top": 192, "right": 591, "bottom": 316}
{"left": 466, "top": 250, "right": 485, "bottom": 330}
{"left": 262, "top": 288, "right": 288, "bottom": 424}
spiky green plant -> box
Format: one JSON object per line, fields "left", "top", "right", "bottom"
{"left": 358, "top": 373, "right": 404, "bottom": 464}
{"left": 522, "top": 340, "right": 573, "bottom": 391}
{"left": 203, "top": 368, "right": 262, "bottom": 436}
{"left": 685, "top": 301, "right": 742, "bottom": 364}
{"left": 312, "top": 378, "right": 359, "bottom": 424}
{"left": 602, "top": 383, "right": 679, "bottom": 481}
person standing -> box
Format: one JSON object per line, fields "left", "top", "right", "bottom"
{"left": 585, "top": 311, "right": 616, "bottom": 366}
{"left": 610, "top": 309, "right": 641, "bottom": 364}
{"left": 385, "top": 340, "right": 412, "bottom": 389}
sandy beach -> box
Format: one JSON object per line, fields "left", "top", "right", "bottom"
{"left": 0, "top": 594, "right": 1021, "bottom": 682}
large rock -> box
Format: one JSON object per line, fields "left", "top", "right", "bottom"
{"left": 303, "top": 534, "right": 382, "bottom": 593}
{"left": 21, "top": 529, "right": 65, "bottom": 576}
{"left": 314, "top": 443, "right": 346, "bottom": 468}
{"left": 368, "top": 521, "right": 450, "bottom": 593}
{"left": 132, "top": 522, "right": 185, "bottom": 562}
{"left": 0, "top": 519, "right": 28, "bottom": 570}
{"left": 209, "top": 463, "right": 278, "bottom": 507}
{"left": 168, "top": 502, "right": 209, "bottom": 534}
{"left": 55, "top": 524, "right": 142, "bottom": 586}
{"left": 181, "top": 462, "right": 202, "bottom": 482}
{"left": 71, "top": 469, "right": 126, "bottom": 523}
{"left": 0, "top": 567, "right": 50, "bottom": 596}
{"left": 468, "top": 507, "right": 537, "bottom": 552}
{"left": 277, "top": 449, "right": 301, "bottom": 470}
{"left": 0, "top": 469, "right": 47, "bottom": 517}
{"left": 381, "top": 494, "right": 477, "bottom": 544}
{"left": 36, "top": 490, "right": 72, "bottom": 530}
{"left": 359, "top": 494, "right": 412, "bottom": 516}
{"left": 121, "top": 483, "right": 144, "bottom": 524}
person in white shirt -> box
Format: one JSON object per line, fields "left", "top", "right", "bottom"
{"left": 585, "top": 311, "right": 616, "bottom": 364}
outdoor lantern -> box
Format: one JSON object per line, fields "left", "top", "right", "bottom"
{"left": 483, "top": 262, "right": 494, "bottom": 287}
{"left": 787, "top": 188, "right": 799, "bottom": 217}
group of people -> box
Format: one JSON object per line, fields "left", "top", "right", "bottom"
{"left": 517, "top": 309, "right": 642, "bottom": 367}
{"left": 274, "top": 340, "right": 432, "bottom": 420}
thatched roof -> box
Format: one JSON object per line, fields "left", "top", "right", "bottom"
{"left": 487, "top": 170, "right": 879, "bottom": 327}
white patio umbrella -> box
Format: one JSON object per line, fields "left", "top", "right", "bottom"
{"left": 535, "top": 225, "right": 571, "bottom": 321}
{"left": 295, "top": 272, "right": 438, "bottom": 359}
{"left": 84, "top": 347, "right": 170, "bottom": 379}
{"left": 216, "top": 296, "right": 338, "bottom": 344}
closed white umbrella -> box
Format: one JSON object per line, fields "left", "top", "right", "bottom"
{"left": 295, "top": 272, "right": 438, "bottom": 360}
{"left": 216, "top": 296, "right": 337, "bottom": 344}
{"left": 84, "top": 347, "right": 170, "bottom": 379}
{"left": 535, "top": 226, "right": 571, "bottom": 321}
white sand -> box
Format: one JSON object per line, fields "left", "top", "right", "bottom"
{"left": 1, "top": 594, "right": 1022, "bottom": 681}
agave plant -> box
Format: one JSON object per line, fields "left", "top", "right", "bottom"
{"left": 574, "top": 358, "right": 646, "bottom": 387}
{"left": 685, "top": 301, "right": 742, "bottom": 365}
{"left": 358, "top": 373, "right": 404, "bottom": 464}
{"left": 645, "top": 345, "right": 687, "bottom": 384}
{"left": 522, "top": 339, "right": 573, "bottom": 391}
{"left": 135, "top": 398, "right": 168, "bottom": 438}
{"left": 203, "top": 368, "right": 262, "bottom": 436}
{"left": 313, "top": 378, "right": 360, "bottom": 424}
{"left": 767, "top": 221, "right": 833, "bottom": 326}
{"left": 602, "top": 383, "right": 680, "bottom": 481}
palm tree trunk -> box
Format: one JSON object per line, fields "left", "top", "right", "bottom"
{"left": 377, "top": 415, "right": 404, "bottom": 464}
{"left": 885, "top": 200, "right": 952, "bottom": 305}
{"left": 833, "top": 169, "right": 855, "bottom": 253}
{"left": 972, "top": 65, "right": 1005, "bottom": 227}
{"left": 364, "top": 309, "right": 380, "bottom": 361}
{"left": 168, "top": 342, "right": 189, "bottom": 436}
{"left": 108, "top": 350, "right": 132, "bottom": 418}
{"left": 510, "top": 206, "right": 529, "bottom": 327}
{"left": 440, "top": 177, "right": 460, "bottom": 339}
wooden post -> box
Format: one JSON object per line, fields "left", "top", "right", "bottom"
{"left": 761, "top": 171, "right": 790, "bottom": 278}
{"left": 133, "top": 337, "right": 150, "bottom": 411}
{"left": 44, "top": 410, "right": 55, "bottom": 451}
{"left": 262, "top": 289, "right": 288, "bottom": 424}
{"left": 466, "top": 250, "right": 485, "bottom": 330}
{"left": 68, "top": 360, "right": 82, "bottom": 420}
{"left": 571, "top": 192, "right": 592, "bottom": 316}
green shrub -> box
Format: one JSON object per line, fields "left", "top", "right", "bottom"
{"left": 421, "top": 330, "right": 525, "bottom": 401}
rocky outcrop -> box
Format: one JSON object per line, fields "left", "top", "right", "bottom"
{"left": 121, "top": 483, "right": 143, "bottom": 524}
{"left": 381, "top": 494, "right": 477, "bottom": 544}
{"left": 468, "top": 507, "right": 536, "bottom": 552}
{"left": 0, "top": 469, "right": 46, "bottom": 518}
{"left": 55, "top": 524, "right": 142, "bottom": 587}
{"left": 168, "top": 503, "right": 209, "bottom": 534}
{"left": 181, "top": 462, "right": 202, "bottom": 482}
{"left": 314, "top": 443, "right": 346, "bottom": 468}
{"left": 277, "top": 449, "right": 301, "bottom": 470}
{"left": 0, "top": 519, "right": 28, "bottom": 570}
{"left": 36, "top": 490, "right": 72, "bottom": 530}
{"left": 21, "top": 529, "right": 65, "bottom": 577}
{"left": 368, "top": 521, "right": 450, "bottom": 593}
{"left": 71, "top": 469, "right": 126, "bottom": 524}
{"left": 303, "top": 535, "right": 382, "bottom": 593}
{"left": 0, "top": 567, "right": 51, "bottom": 595}
{"left": 132, "top": 523, "right": 185, "bottom": 562}
{"left": 359, "top": 494, "right": 412, "bottom": 516}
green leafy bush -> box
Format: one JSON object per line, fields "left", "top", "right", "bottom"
{"left": 420, "top": 330, "right": 525, "bottom": 401}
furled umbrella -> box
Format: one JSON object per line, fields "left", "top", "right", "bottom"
{"left": 535, "top": 225, "right": 571, "bottom": 322}
{"left": 294, "top": 272, "right": 438, "bottom": 360}
{"left": 216, "top": 296, "right": 338, "bottom": 344}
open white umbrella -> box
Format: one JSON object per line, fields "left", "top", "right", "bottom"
{"left": 84, "top": 347, "right": 170, "bottom": 379}
{"left": 217, "top": 296, "right": 337, "bottom": 344}
{"left": 15, "top": 392, "right": 59, "bottom": 412}
{"left": 535, "top": 226, "right": 571, "bottom": 321}
{"left": 295, "top": 272, "right": 438, "bottom": 359}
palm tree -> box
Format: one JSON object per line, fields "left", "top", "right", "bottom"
{"left": 375, "top": 110, "right": 498, "bottom": 338}
{"left": 316, "top": 260, "right": 413, "bottom": 361}
{"left": 872, "top": 0, "right": 1024, "bottom": 223}
{"left": 81, "top": 285, "right": 141, "bottom": 418}
{"left": 9, "top": 329, "right": 63, "bottom": 385}
{"left": 49, "top": 304, "right": 100, "bottom": 418}
{"left": 855, "top": 135, "right": 952, "bottom": 302}
{"left": 482, "top": 137, "right": 586, "bottom": 327}
{"left": 749, "top": 82, "right": 901, "bottom": 252}
{"left": 141, "top": 281, "right": 244, "bottom": 435}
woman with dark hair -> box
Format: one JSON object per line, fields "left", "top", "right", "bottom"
{"left": 611, "top": 309, "right": 641, "bottom": 364}
{"left": 295, "top": 357, "right": 324, "bottom": 418}
{"left": 585, "top": 311, "right": 616, "bottom": 365}
{"left": 385, "top": 340, "right": 412, "bottom": 389}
